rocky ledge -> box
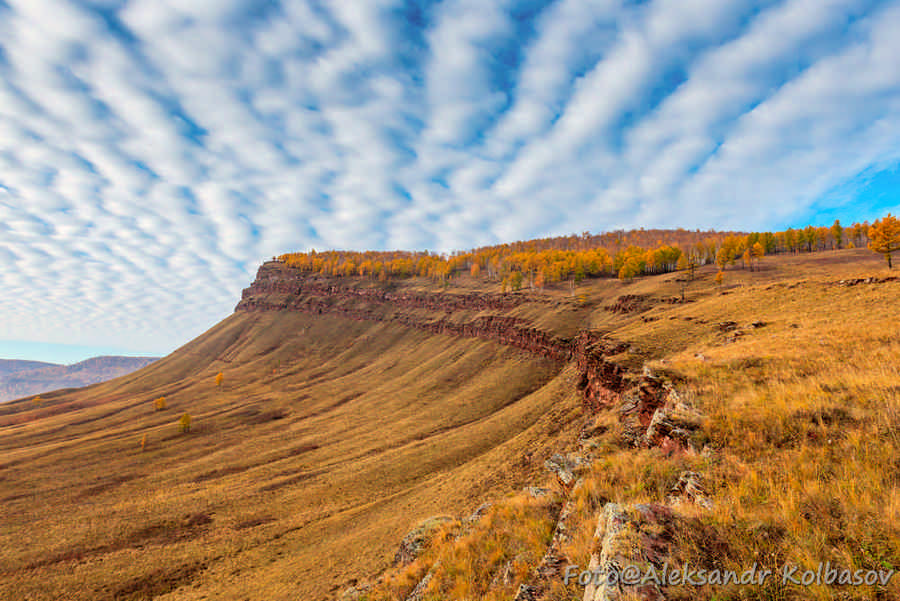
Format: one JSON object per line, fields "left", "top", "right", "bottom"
{"left": 236, "top": 262, "right": 687, "bottom": 424}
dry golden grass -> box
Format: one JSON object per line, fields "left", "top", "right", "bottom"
{"left": 1, "top": 247, "right": 897, "bottom": 601}
{"left": 350, "top": 249, "right": 900, "bottom": 601}
{"left": 563, "top": 249, "right": 900, "bottom": 601}
{"left": 365, "top": 493, "right": 559, "bottom": 601}
{"left": 0, "top": 310, "right": 584, "bottom": 600}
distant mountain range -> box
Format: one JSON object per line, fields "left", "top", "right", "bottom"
{"left": 0, "top": 356, "right": 159, "bottom": 402}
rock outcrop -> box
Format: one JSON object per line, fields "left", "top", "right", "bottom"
{"left": 393, "top": 516, "right": 455, "bottom": 567}
{"left": 544, "top": 453, "right": 589, "bottom": 491}
{"left": 666, "top": 471, "right": 712, "bottom": 509}
{"left": 581, "top": 503, "right": 675, "bottom": 601}
{"left": 237, "top": 261, "right": 536, "bottom": 313}
{"left": 619, "top": 375, "right": 704, "bottom": 454}
{"left": 236, "top": 262, "right": 571, "bottom": 361}
{"left": 236, "top": 262, "right": 704, "bottom": 452}
{"left": 514, "top": 482, "right": 582, "bottom": 601}
{"left": 574, "top": 333, "right": 628, "bottom": 412}
{"left": 402, "top": 504, "right": 494, "bottom": 601}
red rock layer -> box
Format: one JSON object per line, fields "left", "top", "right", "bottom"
{"left": 236, "top": 262, "right": 641, "bottom": 414}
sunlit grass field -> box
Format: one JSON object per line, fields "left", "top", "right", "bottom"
{"left": 2, "top": 247, "right": 898, "bottom": 600}
{"left": 364, "top": 249, "right": 900, "bottom": 601}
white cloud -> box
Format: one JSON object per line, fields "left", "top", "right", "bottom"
{"left": 1, "top": 0, "right": 899, "bottom": 357}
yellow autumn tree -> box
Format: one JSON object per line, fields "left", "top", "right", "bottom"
{"left": 868, "top": 213, "right": 900, "bottom": 269}
{"left": 618, "top": 258, "right": 642, "bottom": 281}
{"left": 830, "top": 219, "right": 843, "bottom": 249}
{"left": 153, "top": 396, "right": 167, "bottom": 411}
{"left": 179, "top": 413, "right": 192, "bottom": 433}
{"left": 751, "top": 242, "right": 765, "bottom": 271}
{"left": 715, "top": 247, "right": 730, "bottom": 271}
{"left": 215, "top": 372, "right": 224, "bottom": 387}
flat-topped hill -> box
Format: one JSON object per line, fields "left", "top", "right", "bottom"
{"left": 1, "top": 247, "right": 898, "bottom": 600}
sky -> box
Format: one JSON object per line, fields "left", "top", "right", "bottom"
{"left": 1, "top": 0, "right": 900, "bottom": 363}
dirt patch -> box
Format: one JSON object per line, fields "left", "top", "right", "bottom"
{"left": 78, "top": 473, "right": 145, "bottom": 499}
{"left": 234, "top": 516, "right": 277, "bottom": 530}
{"left": 258, "top": 470, "right": 323, "bottom": 493}
{"left": 237, "top": 407, "right": 290, "bottom": 425}
{"left": 124, "top": 512, "right": 214, "bottom": 548}
{"left": 112, "top": 561, "right": 207, "bottom": 601}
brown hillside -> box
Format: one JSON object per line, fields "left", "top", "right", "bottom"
{"left": 0, "top": 247, "right": 897, "bottom": 601}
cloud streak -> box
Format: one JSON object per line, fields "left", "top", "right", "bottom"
{"left": 1, "top": 0, "right": 899, "bottom": 356}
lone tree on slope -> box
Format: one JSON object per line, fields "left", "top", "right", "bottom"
{"left": 869, "top": 214, "right": 900, "bottom": 269}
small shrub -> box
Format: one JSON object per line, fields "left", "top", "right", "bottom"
{"left": 153, "top": 396, "right": 167, "bottom": 411}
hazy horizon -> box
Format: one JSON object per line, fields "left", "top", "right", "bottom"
{"left": 0, "top": 340, "right": 164, "bottom": 366}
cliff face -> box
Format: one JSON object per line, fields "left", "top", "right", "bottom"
{"left": 236, "top": 262, "right": 570, "bottom": 359}
{"left": 236, "top": 261, "right": 637, "bottom": 410}
{"left": 236, "top": 262, "right": 705, "bottom": 459}
{"left": 236, "top": 261, "right": 535, "bottom": 312}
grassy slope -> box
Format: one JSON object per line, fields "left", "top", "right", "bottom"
{"left": 363, "top": 249, "right": 900, "bottom": 601}
{"left": 0, "top": 311, "right": 582, "bottom": 601}
{"left": 1, "top": 248, "right": 898, "bottom": 601}
{"left": 570, "top": 249, "right": 900, "bottom": 601}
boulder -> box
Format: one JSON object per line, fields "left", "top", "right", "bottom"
{"left": 666, "top": 471, "right": 713, "bottom": 509}
{"left": 582, "top": 503, "right": 673, "bottom": 601}
{"left": 641, "top": 390, "right": 705, "bottom": 453}
{"left": 545, "top": 453, "right": 588, "bottom": 490}
{"left": 393, "top": 516, "right": 455, "bottom": 567}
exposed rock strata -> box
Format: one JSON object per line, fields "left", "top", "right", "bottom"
{"left": 574, "top": 333, "right": 628, "bottom": 412}
{"left": 237, "top": 263, "right": 571, "bottom": 361}
{"left": 582, "top": 503, "right": 674, "bottom": 601}
{"left": 618, "top": 373, "right": 704, "bottom": 454}
{"left": 237, "top": 264, "right": 703, "bottom": 444}
{"left": 238, "top": 261, "right": 536, "bottom": 313}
